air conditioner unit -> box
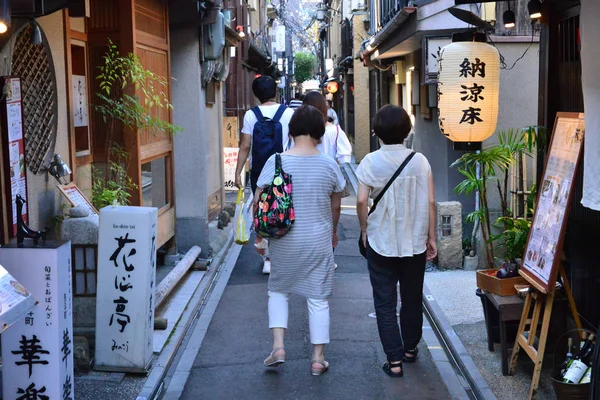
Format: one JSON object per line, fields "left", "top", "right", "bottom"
{"left": 203, "top": 11, "right": 225, "bottom": 61}
{"left": 350, "top": 0, "right": 366, "bottom": 12}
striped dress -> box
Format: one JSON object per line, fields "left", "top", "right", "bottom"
{"left": 257, "top": 153, "right": 346, "bottom": 299}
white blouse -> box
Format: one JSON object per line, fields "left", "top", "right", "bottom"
{"left": 356, "top": 144, "right": 431, "bottom": 258}
{"left": 316, "top": 124, "right": 353, "bottom": 164}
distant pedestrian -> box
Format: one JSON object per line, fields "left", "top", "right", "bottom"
{"left": 326, "top": 99, "right": 339, "bottom": 125}
{"left": 289, "top": 93, "right": 303, "bottom": 110}
{"left": 356, "top": 105, "right": 437, "bottom": 378}
{"left": 235, "top": 76, "right": 294, "bottom": 274}
{"left": 256, "top": 105, "right": 345, "bottom": 376}
{"left": 303, "top": 92, "right": 352, "bottom": 164}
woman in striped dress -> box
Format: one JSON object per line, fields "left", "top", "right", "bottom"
{"left": 254, "top": 105, "right": 346, "bottom": 376}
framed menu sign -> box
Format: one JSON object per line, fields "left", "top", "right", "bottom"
{"left": 521, "top": 113, "right": 585, "bottom": 293}
{"left": 58, "top": 183, "right": 98, "bottom": 215}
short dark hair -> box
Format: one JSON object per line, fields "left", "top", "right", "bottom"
{"left": 302, "top": 91, "right": 328, "bottom": 122}
{"left": 294, "top": 93, "right": 301, "bottom": 100}
{"left": 326, "top": 99, "right": 333, "bottom": 107}
{"left": 372, "top": 105, "right": 412, "bottom": 144}
{"left": 252, "top": 76, "right": 277, "bottom": 103}
{"left": 289, "top": 105, "right": 325, "bottom": 141}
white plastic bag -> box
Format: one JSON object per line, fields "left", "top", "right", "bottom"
{"left": 234, "top": 188, "right": 250, "bottom": 245}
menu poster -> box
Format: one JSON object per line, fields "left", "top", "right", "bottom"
{"left": 0, "top": 264, "right": 37, "bottom": 335}
{"left": 223, "top": 147, "right": 244, "bottom": 191}
{"left": 58, "top": 183, "right": 98, "bottom": 215}
{"left": 1, "top": 77, "right": 28, "bottom": 236}
{"left": 521, "top": 113, "right": 585, "bottom": 292}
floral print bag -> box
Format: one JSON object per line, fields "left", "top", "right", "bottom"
{"left": 255, "top": 153, "right": 295, "bottom": 238}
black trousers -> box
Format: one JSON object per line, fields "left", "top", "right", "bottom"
{"left": 367, "top": 242, "right": 426, "bottom": 363}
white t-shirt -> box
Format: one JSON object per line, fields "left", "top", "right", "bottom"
{"left": 316, "top": 123, "right": 352, "bottom": 164}
{"left": 327, "top": 108, "right": 339, "bottom": 125}
{"left": 241, "top": 104, "right": 295, "bottom": 151}
{"left": 356, "top": 144, "right": 431, "bottom": 258}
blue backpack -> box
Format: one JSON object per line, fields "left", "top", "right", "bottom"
{"left": 250, "top": 105, "right": 286, "bottom": 180}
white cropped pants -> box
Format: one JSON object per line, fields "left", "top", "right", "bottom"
{"left": 268, "top": 291, "right": 330, "bottom": 345}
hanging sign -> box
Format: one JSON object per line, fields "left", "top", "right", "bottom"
{"left": 0, "top": 241, "right": 74, "bottom": 400}
{"left": 437, "top": 41, "right": 500, "bottom": 146}
{"left": 520, "top": 113, "right": 585, "bottom": 293}
{"left": 95, "top": 206, "right": 157, "bottom": 372}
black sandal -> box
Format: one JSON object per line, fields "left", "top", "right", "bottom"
{"left": 402, "top": 347, "right": 419, "bottom": 363}
{"left": 382, "top": 361, "right": 404, "bottom": 378}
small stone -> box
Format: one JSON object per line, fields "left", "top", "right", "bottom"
{"left": 70, "top": 205, "right": 90, "bottom": 218}
{"left": 74, "top": 336, "right": 91, "bottom": 372}
{"left": 218, "top": 210, "right": 231, "bottom": 226}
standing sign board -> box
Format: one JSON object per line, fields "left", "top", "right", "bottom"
{"left": 58, "top": 183, "right": 98, "bottom": 215}
{"left": 223, "top": 147, "right": 245, "bottom": 191}
{"left": 1, "top": 77, "right": 28, "bottom": 237}
{"left": 95, "top": 206, "right": 158, "bottom": 372}
{"left": 0, "top": 241, "right": 74, "bottom": 400}
{"left": 521, "top": 113, "right": 585, "bottom": 293}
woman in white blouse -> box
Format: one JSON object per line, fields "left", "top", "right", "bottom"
{"left": 302, "top": 92, "right": 352, "bottom": 164}
{"left": 356, "top": 105, "right": 437, "bottom": 378}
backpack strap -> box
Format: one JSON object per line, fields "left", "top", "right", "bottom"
{"left": 272, "top": 105, "right": 287, "bottom": 123}
{"left": 251, "top": 106, "right": 265, "bottom": 122}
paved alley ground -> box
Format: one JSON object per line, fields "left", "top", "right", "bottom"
{"left": 180, "top": 212, "right": 452, "bottom": 400}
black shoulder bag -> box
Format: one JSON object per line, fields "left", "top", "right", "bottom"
{"left": 359, "top": 152, "right": 416, "bottom": 258}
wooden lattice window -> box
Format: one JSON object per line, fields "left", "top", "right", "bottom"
{"left": 12, "top": 21, "right": 59, "bottom": 174}
{"left": 72, "top": 244, "right": 98, "bottom": 296}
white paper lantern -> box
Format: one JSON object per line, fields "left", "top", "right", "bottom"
{"left": 437, "top": 41, "right": 500, "bottom": 145}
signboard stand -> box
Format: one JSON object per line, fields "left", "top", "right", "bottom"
{"left": 94, "top": 205, "right": 158, "bottom": 373}
{"left": 0, "top": 241, "right": 74, "bottom": 400}
{"left": 508, "top": 113, "right": 585, "bottom": 399}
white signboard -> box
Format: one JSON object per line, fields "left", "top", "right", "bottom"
{"left": 223, "top": 147, "right": 244, "bottom": 191}
{"left": 423, "top": 36, "right": 452, "bottom": 83}
{"left": 95, "top": 206, "right": 158, "bottom": 372}
{"left": 72, "top": 75, "right": 89, "bottom": 127}
{"left": 275, "top": 25, "right": 286, "bottom": 53}
{"left": 0, "top": 242, "right": 74, "bottom": 400}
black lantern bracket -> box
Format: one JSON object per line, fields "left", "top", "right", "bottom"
{"left": 16, "top": 194, "right": 48, "bottom": 247}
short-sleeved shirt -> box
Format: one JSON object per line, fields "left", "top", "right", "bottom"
{"left": 356, "top": 144, "right": 432, "bottom": 258}
{"left": 316, "top": 124, "right": 352, "bottom": 164}
{"left": 257, "top": 153, "right": 346, "bottom": 299}
{"left": 241, "top": 104, "right": 295, "bottom": 151}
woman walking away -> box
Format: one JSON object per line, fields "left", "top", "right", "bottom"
{"left": 254, "top": 105, "right": 346, "bottom": 376}
{"left": 303, "top": 92, "right": 352, "bottom": 165}
{"left": 356, "top": 105, "right": 437, "bottom": 378}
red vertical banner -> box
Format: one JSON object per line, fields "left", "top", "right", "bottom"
{"left": 1, "top": 77, "right": 28, "bottom": 237}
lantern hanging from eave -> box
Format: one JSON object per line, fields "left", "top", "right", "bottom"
{"left": 327, "top": 81, "right": 339, "bottom": 94}
{"left": 437, "top": 37, "right": 500, "bottom": 150}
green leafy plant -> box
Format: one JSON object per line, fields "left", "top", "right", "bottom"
{"left": 92, "top": 143, "right": 137, "bottom": 209}
{"left": 92, "top": 39, "right": 182, "bottom": 207}
{"left": 294, "top": 52, "right": 317, "bottom": 84}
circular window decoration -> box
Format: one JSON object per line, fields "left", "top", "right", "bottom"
{"left": 11, "top": 21, "right": 59, "bottom": 174}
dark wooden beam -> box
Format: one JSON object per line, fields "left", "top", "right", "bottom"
{"left": 67, "top": 0, "right": 89, "bottom": 17}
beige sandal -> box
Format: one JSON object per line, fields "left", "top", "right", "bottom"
{"left": 264, "top": 347, "right": 285, "bottom": 367}
{"left": 311, "top": 360, "right": 329, "bottom": 376}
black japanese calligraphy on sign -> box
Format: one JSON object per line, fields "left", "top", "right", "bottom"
{"left": 63, "top": 375, "right": 73, "bottom": 400}
{"left": 115, "top": 275, "right": 133, "bottom": 292}
{"left": 460, "top": 84, "right": 485, "bottom": 103}
{"left": 460, "top": 107, "right": 483, "bottom": 125}
{"left": 62, "top": 328, "right": 72, "bottom": 367}
{"left": 16, "top": 383, "right": 49, "bottom": 400}
{"left": 25, "top": 311, "right": 34, "bottom": 326}
{"left": 459, "top": 58, "right": 486, "bottom": 78}
{"left": 110, "top": 233, "right": 136, "bottom": 268}
{"left": 12, "top": 335, "right": 50, "bottom": 377}
{"left": 109, "top": 296, "right": 131, "bottom": 333}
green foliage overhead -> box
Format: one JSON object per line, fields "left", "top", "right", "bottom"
{"left": 294, "top": 52, "right": 317, "bottom": 84}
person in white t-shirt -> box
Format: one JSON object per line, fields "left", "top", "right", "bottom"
{"left": 235, "top": 76, "right": 294, "bottom": 274}
{"left": 326, "top": 100, "right": 339, "bottom": 125}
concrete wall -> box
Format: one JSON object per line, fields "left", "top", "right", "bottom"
{"left": 170, "top": 3, "right": 224, "bottom": 255}
{"left": 352, "top": 13, "right": 371, "bottom": 162}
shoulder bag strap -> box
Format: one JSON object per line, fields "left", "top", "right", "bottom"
{"left": 368, "top": 152, "right": 416, "bottom": 216}
{"left": 274, "top": 153, "right": 282, "bottom": 176}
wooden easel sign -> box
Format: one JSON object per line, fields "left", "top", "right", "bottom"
{"left": 510, "top": 113, "right": 585, "bottom": 400}
{"left": 58, "top": 183, "right": 98, "bottom": 215}
{"left": 521, "top": 113, "right": 585, "bottom": 293}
